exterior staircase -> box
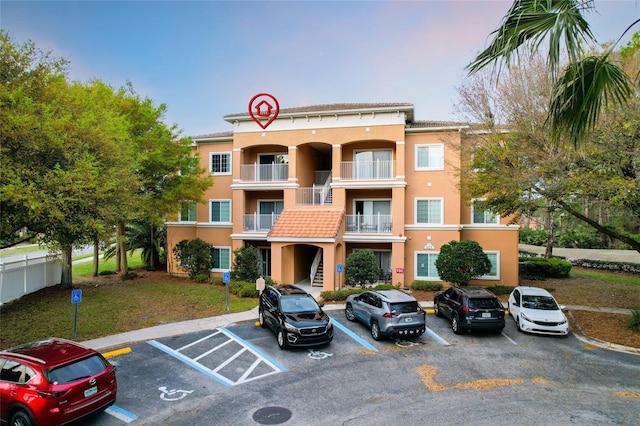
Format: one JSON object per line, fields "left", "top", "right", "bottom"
{"left": 313, "top": 258, "right": 324, "bottom": 286}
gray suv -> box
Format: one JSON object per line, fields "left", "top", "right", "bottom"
{"left": 345, "top": 290, "right": 426, "bottom": 340}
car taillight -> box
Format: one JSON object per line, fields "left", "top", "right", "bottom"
{"left": 418, "top": 310, "right": 426, "bottom": 315}
{"left": 37, "top": 390, "right": 68, "bottom": 399}
{"left": 383, "top": 312, "right": 399, "bottom": 318}
{"left": 462, "top": 307, "right": 476, "bottom": 312}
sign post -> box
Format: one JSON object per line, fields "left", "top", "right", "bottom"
{"left": 223, "top": 271, "right": 231, "bottom": 312}
{"left": 71, "top": 289, "right": 82, "bottom": 339}
{"left": 336, "top": 263, "right": 343, "bottom": 291}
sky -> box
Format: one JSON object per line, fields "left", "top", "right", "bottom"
{"left": 2, "top": 1, "right": 638, "bottom": 137}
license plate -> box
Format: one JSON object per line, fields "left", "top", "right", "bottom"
{"left": 404, "top": 317, "right": 413, "bottom": 323}
{"left": 84, "top": 386, "right": 98, "bottom": 398}
{"left": 482, "top": 312, "right": 491, "bottom": 318}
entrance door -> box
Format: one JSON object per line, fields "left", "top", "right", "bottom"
{"left": 258, "top": 247, "right": 271, "bottom": 277}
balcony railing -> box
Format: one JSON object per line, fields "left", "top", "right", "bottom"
{"left": 243, "top": 213, "right": 280, "bottom": 232}
{"left": 296, "top": 187, "right": 332, "bottom": 205}
{"left": 345, "top": 214, "right": 392, "bottom": 233}
{"left": 340, "top": 160, "right": 394, "bottom": 180}
{"left": 240, "top": 163, "right": 288, "bottom": 182}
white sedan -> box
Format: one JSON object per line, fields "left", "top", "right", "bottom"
{"left": 508, "top": 286, "right": 569, "bottom": 335}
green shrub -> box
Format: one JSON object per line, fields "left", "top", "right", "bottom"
{"left": 345, "top": 249, "right": 381, "bottom": 286}
{"left": 487, "top": 285, "right": 515, "bottom": 295}
{"left": 572, "top": 259, "right": 640, "bottom": 274}
{"left": 98, "top": 270, "right": 117, "bottom": 276}
{"left": 410, "top": 281, "right": 443, "bottom": 291}
{"left": 519, "top": 257, "right": 572, "bottom": 278}
{"left": 194, "top": 272, "right": 210, "bottom": 283}
{"left": 320, "top": 284, "right": 398, "bottom": 301}
{"left": 122, "top": 271, "right": 137, "bottom": 281}
{"left": 519, "top": 228, "right": 548, "bottom": 246}
{"left": 627, "top": 308, "right": 640, "bottom": 331}
{"left": 231, "top": 246, "right": 260, "bottom": 282}
{"left": 435, "top": 240, "right": 491, "bottom": 286}
{"left": 210, "top": 276, "right": 225, "bottom": 285}
{"left": 226, "top": 280, "right": 259, "bottom": 298}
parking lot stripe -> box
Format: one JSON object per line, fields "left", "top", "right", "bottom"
{"left": 330, "top": 316, "right": 378, "bottom": 351}
{"left": 105, "top": 405, "right": 138, "bottom": 423}
{"left": 176, "top": 330, "right": 222, "bottom": 352}
{"left": 219, "top": 327, "right": 286, "bottom": 372}
{"left": 193, "top": 338, "right": 234, "bottom": 361}
{"left": 502, "top": 332, "right": 518, "bottom": 345}
{"left": 424, "top": 326, "right": 450, "bottom": 346}
{"left": 147, "top": 340, "right": 234, "bottom": 387}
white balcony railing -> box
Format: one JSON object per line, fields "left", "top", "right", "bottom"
{"left": 240, "top": 163, "right": 288, "bottom": 182}
{"left": 243, "top": 213, "right": 280, "bottom": 232}
{"left": 296, "top": 187, "right": 332, "bottom": 205}
{"left": 345, "top": 214, "right": 392, "bottom": 233}
{"left": 340, "top": 160, "right": 394, "bottom": 180}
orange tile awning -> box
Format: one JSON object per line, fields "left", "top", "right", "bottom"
{"left": 268, "top": 210, "right": 344, "bottom": 240}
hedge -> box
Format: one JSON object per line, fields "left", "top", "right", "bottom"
{"left": 518, "top": 257, "right": 572, "bottom": 278}
{"left": 410, "top": 281, "right": 443, "bottom": 292}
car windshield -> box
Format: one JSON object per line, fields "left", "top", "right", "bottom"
{"left": 280, "top": 296, "right": 320, "bottom": 314}
{"left": 522, "top": 295, "right": 559, "bottom": 310}
{"left": 468, "top": 298, "right": 501, "bottom": 309}
{"left": 389, "top": 301, "right": 421, "bottom": 314}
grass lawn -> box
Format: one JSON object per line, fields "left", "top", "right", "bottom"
{"left": 1, "top": 255, "right": 639, "bottom": 350}
{"left": 0, "top": 254, "right": 258, "bottom": 349}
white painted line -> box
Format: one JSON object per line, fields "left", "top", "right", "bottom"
{"left": 219, "top": 327, "right": 286, "bottom": 372}
{"left": 213, "top": 347, "right": 248, "bottom": 373}
{"left": 424, "top": 326, "right": 450, "bottom": 346}
{"left": 502, "top": 332, "right": 518, "bottom": 345}
{"left": 176, "top": 330, "right": 222, "bottom": 352}
{"left": 193, "top": 338, "right": 234, "bottom": 361}
{"left": 105, "top": 405, "right": 137, "bottom": 423}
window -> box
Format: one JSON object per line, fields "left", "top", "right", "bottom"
{"left": 211, "top": 247, "right": 231, "bottom": 270}
{"left": 480, "top": 252, "right": 499, "bottom": 279}
{"left": 416, "top": 252, "right": 440, "bottom": 280}
{"left": 472, "top": 200, "right": 499, "bottom": 224}
{"left": 179, "top": 202, "right": 197, "bottom": 222}
{"left": 210, "top": 200, "right": 231, "bottom": 223}
{"left": 415, "top": 198, "right": 443, "bottom": 224}
{"left": 416, "top": 144, "right": 444, "bottom": 170}
{"left": 211, "top": 153, "right": 231, "bottom": 175}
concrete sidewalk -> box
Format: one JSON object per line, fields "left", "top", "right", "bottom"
{"left": 82, "top": 302, "right": 639, "bottom": 356}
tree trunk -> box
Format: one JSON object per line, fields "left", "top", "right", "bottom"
{"left": 60, "top": 246, "right": 73, "bottom": 290}
{"left": 544, "top": 209, "right": 555, "bottom": 258}
{"left": 115, "top": 225, "right": 122, "bottom": 273}
{"left": 92, "top": 237, "right": 99, "bottom": 277}
{"left": 118, "top": 220, "right": 128, "bottom": 275}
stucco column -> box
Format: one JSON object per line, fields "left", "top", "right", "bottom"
{"left": 392, "top": 241, "right": 406, "bottom": 289}
{"left": 395, "top": 140, "right": 405, "bottom": 180}
{"left": 322, "top": 243, "right": 336, "bottom": 292}
{"left": 331, "top": 144, "right": 345, "bottom": 207}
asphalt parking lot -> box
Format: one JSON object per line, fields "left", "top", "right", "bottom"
{"left": 85, "top": 308, "right": 607, "bottom": 425}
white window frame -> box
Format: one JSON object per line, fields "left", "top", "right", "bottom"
{"left": 471, "top": 199, "right": 500, "bottom": 225}
{"left": 209, "top": 199, "right": 232, "bottom": 224}
{"left": 414, "top": 252, "right": 441, "bottom": 281}
{"left": 479, "top": 251, "right": 500, "bottom": 280}
{"left": 415, "top": 198, "right": 443, "bottom": 225}
{"left": 210, "top": 152, "right": 232, "bottom": 175}
{"left": 415, "top": 143, "right": 444, "bottom": 171}
{"left": 211, "top": 246, "right": 231, "bottom": 271}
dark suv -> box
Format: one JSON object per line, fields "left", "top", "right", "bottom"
{"left": 434, "top": 286, "right": 505, "bottom": 334}
{"left": 345, "top": 289, "right": 426, "bottom": 341}
{"left": 0, "top": 338, "right": 117, "bottom": 426}
{"left": 259, "top": 285, "right": 333, "bottom": 349}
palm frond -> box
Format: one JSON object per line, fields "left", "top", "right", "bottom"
{"left": 467, "top": 0, "right": 595, "bottom": 77}
{"left": 549, "top": 55, "right": 633, "bottom": 145}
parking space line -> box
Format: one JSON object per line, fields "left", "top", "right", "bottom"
{"left": 193, "top": 338, "right": 233, "bottom": 361}
{"left": 424, "top": 326, "right": 450, "bottom": 346}
{"left": 105, "top": 404, "right": 137, "bottom": 423}
{"left": 213, "top": 347, "right": 248, "bottom": 373}
{"left": 502, "top": 332, "right": 518, "bottom": 345}
{"left": 219, "top": 327, "right": 286, "bottom": 372}
{"left": 330, "top": 316, "right": 378, "bottom": 351}
{"left": 147, "top": 340, "right": 234, "bottom": 387}
{"left": 176, "top": 330, "right": 222, "bottom": 352}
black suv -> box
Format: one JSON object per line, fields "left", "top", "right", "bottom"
{"left": 434, "top": 286, "right": 505, "bottom": 334}
{"left": 259, "top": 285, "right": 333, "bottom": 349}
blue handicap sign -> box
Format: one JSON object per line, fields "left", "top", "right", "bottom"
{"left": 223, "top": 271, "right": 231, "bottom": 283}
{"left": 71, "top": 289, "right": 82, "bottom": 304}
{"left": 336, "top": 263, "right": 343, "bottom": 274}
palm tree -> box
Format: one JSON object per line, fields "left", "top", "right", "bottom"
{"left": 103, "top": 219, "right": 166, "bottom": 271}
{"left": 467, "top": 0, "right": 638, "bottom": 145}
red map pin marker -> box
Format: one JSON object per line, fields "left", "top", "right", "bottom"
{"left": 248, "top": 93, "right": 279, "bottom": 129}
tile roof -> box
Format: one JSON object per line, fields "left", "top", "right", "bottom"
{"left": 224, "top": 102, "right": 414, "bottom": 119}
{"left": 268, "top": 210, "right": 345, "bottom": 239}
{"left": 191, "top": 131, "right": 234, "bottom": 140}
{"left": 405, "top": 120, "right": 468, "bottom": 129}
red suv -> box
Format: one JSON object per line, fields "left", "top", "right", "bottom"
{"left": 0, "top": 338, "right": 117, "bottom": 426}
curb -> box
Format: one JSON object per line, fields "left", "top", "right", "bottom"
{"left": 566, "top": 310, "right": 640, "bottom": 356}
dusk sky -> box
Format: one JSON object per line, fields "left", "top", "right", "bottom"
{"left": 3, "top": 1, "right": 638, "bottom": 137}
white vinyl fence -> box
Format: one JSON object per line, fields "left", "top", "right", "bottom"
{"left": 0, "top": 253, "right": 61, "bottom": 304}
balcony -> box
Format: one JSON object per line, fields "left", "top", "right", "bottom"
{"left": 345, "top": 214, "right": 392, "bottom": 234}
{"left": 340, "top": 160, "right": 395, "bottom": 180}
{"left": 240, "top": 163, "right": 288, "bottom": 182}
{"left": 243, "top": 213, "right": 280, "bottom": 232}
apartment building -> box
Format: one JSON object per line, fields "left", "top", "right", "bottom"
{"left": 166, "top": 102, "right": 519, "bottom": 290}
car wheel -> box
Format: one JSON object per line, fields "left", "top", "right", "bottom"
{"left": 434, "top": 300, "right": 442, "bottom": 317}
{"left": 10, "top": 411, "right": 34, "bottom": 426}
{"left": 345, "top": 304, "right": 356, "bottom": 321}
{"left": 452, "top": 315, "right": 464, "bottom": 335}
{"left": 277, "top": 328, "right": 287, "bottom": 349}
{"left": 371, "top": 321, "right": 383, "bottom": 341}
{"left": 258, "top": 308, "right": 267, "bottom": 328}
